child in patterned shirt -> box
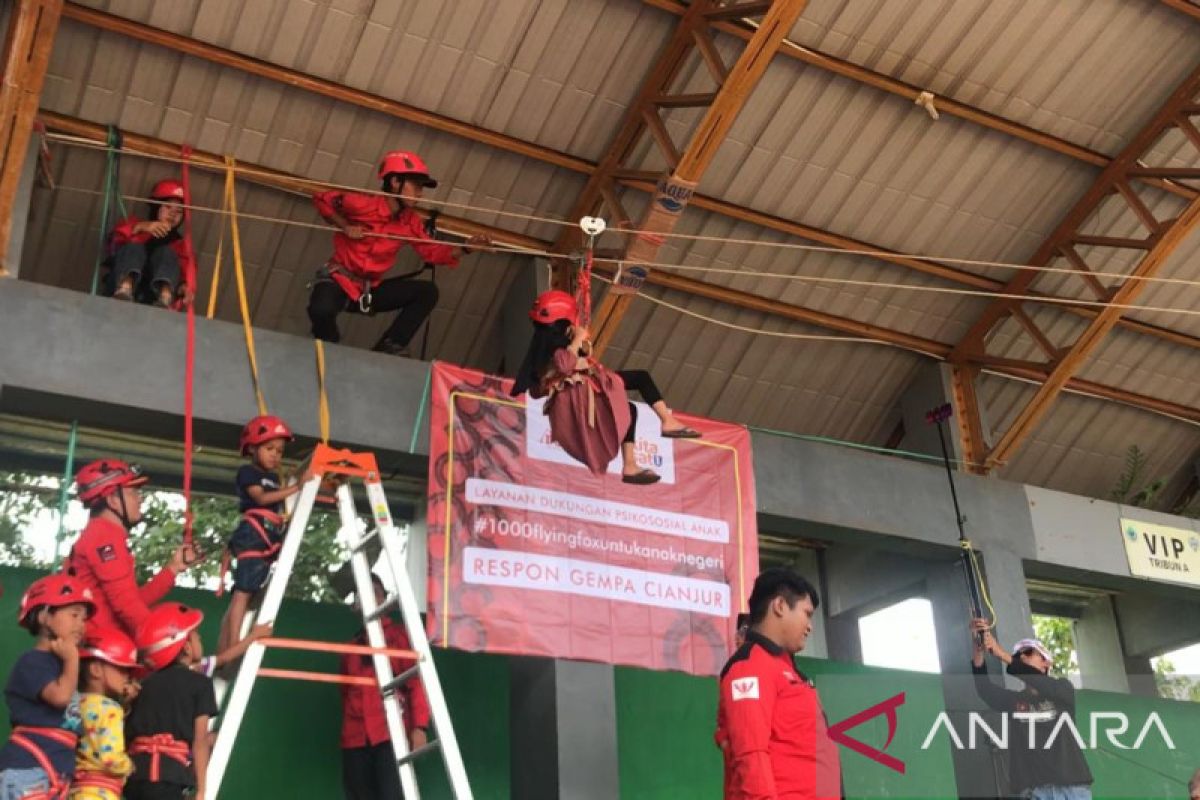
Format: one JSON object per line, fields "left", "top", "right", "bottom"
{"left": 69, "top": 627, "right": 140, "bottom": 800}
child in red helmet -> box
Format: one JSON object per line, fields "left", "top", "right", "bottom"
{"left": 217, "top": 415, "right": 302, "bottom": 656}
{"left": 70, "top": 627, "right": 139, "bottom": 800}
{"left": 106, "top": 178, "right": 194, "bottom": 309}
{"left": 0, "top": 575, "right": 94, "bottom": 799}
{"left": 511, "top": 290, "right": 699, "bottom": 483}
{"left": 125, "top": 604, "right": 218, "bottom": 800}
{"left": 308, "top": 150, "right": 490, "bottom": 356}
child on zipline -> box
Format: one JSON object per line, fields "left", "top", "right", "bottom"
{"left": 309, "top": 149, "right": 490, "bottom": 357}
{"left": 217, "top": 415, "right": 302, "bottom": 654}
{"left": 106, "top": 179, "right": 194, "bottom": 309}
{"left": 511, "top": 290, "right": 699, "bottom": 484}
{"left": 69, "top": 627, "right": 139, "bottom": 800}
{"left": 0, "top": 575, "right": 93, "bottom": 799}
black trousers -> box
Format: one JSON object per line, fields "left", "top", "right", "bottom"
{"left": 308, "top": 276, "right": 438, "bottom": 346}
{"left": 342, "top": 741, "right": 403, "bottom": 800}
{"left": 616, "top": 370, "right": 665, "bottom": 445}
{"left": 123, "top": 781, "right": 189, "bottom": 800}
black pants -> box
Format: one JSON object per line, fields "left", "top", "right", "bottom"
{"left": 617, "top": 370, "right": 665, "bottom": 445}
{"left": 123, "top": 781, "right": 189, "bottom": 800}
{"left": 109, "top": 242, "right": 180, "bottom": 301}
{"left": 308, "top": 276, "right": 438, "bottom": 346}
{"left": 342, "top": 742, "right": 403, "bottom": 800}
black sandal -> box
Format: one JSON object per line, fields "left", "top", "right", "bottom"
{"left": 622, "top": 469, "right": 661, "bottom": 485}
{"left": 662, "top": 427, "right": 701, "bottom": 439}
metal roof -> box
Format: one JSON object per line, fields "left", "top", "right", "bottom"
{"left": 17, "top": 0, "right": 1200, "bottom": 504}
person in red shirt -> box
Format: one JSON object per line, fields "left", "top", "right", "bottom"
{"left": 64, "top": 459, "right": 197, "bottom": 640}
{"left": 106, "top": 179, "right": 194, "bottom": 309}
{"left": 717, "top": 567, "right": 841, "bottom": 800}
{"left": 340, "top": 574, "right": 431, "bottom": 800}
{"left": 308, "top": 150, "right": 489, "bottom": 357}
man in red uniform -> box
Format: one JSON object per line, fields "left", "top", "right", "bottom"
{"left": 64, "top": 459, "right": 196, "bottom": 639}
{"left": 340, "top": 574, "right": 431, "bottom": 800}
{"left": 308, "top": 150, "right": 489, "bottom": 357}
{"left": 718, "top": 567, "right": 841, "bottom": 800}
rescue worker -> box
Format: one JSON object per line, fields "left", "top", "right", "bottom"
{"left": 106, "top": 179, "right": 194, "bottom": 309}
{"left": 65, "top": 459, "right": 197, "bottom": 640}
{"left": 717, "top": 567, "right": 841, "bottom": 799}
{"left": 307, "top": 150, "right": 490, "bottom": 357}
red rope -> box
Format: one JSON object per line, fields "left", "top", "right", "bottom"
{"left": 180, "top": 145, "right": 198, "bottom": 546}
{"left": 579, "top": 247, "right": 593, "bottom": 328}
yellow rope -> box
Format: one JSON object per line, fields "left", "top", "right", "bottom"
{"left": 315, "top": 339, "right": 330, "bottom": 444}
{"left": 225, "top": 156, "right": 268, "bottom": 416}
{"left": 964, "top": 540, "right": 999, "bottom": 630}
{"left": 205, "top": 195, "right": 228, "bottom": 320}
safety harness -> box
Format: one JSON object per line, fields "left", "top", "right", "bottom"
{"left": 217, "top": 508, "right": 284, "bottom": 597}
{"left": 128, "top": 734, "right": 191, "bottom": 782}
{"left": 7, "top": 726, "right": 78, "bottom": 800}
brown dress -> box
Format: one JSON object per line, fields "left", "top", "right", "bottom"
{"left": 538, "top": 348, "right": 631, "bottom": 475}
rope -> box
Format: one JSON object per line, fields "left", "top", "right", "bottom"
{"left": 180, "top": 145, "right": 199, "bottom": 545}
{"left": 224, "top": 157, "right": 268, "bottom": 416}
{"left": 745, "top": 426, "right": 989, "bottom": 469}
{"left": 314, "top": 339, "right": 330, "bottom": 444}
{"left": 205, "top": 192, "right": 228, "bottom": 319}
{"left": 964, "top": 541, "right": 998, "bottom": 629}
{"left": 409, "top": 365, "right": 432, "bottom": 454}
{"left": 43, "top": 132, "right": 1200, "bottom": 291}
{"left": 53, "top": 421, "right": 79, "bottom": 550}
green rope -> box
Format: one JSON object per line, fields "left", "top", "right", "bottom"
{"left": 746, "top": 425, "right": 974, "bottom": 467}
{"left": 88, "top": 126, "right": 126, "bottom": 295}
{"left": 408, "top": 365, "right": 433, "bottom": 454}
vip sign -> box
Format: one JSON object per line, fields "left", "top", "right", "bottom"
{"left": 524, "top": 395, "right": 677, "bottom": 484}
{"left": 1119, "top": 517, "right": 1200, "bottom": 588}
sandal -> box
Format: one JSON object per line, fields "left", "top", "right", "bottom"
{"left": 622, "top": 469, "right": 661, "bottom": 485}
{"left": 662, "top": 426, "right": 701, "bottom": 439}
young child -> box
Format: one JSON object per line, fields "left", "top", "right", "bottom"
{"left": 307, "top": 149, "right": 489, "bottom": 356}
{"left": 69, "top": 627, "right": 139, "bottom": 800}
{"left": 125, "top": 604, "right": 219, "bottom": 800}
{"left": 218, "top": 415, "right": 301, "bottom": 654}
{"left": 510, "top": 290, "right": 699, "bottom": 484}
{"left": 0, "top": 574, "right": 94, "bottom": 800}
{"left": 106, "top": 179, "right": 194, "bottom": 309}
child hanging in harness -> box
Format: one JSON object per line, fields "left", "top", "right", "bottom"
{"left": 510, "top": 290, "right": 699, "bottom": 484}
{"left": 125, "top": 604, "right": 218, "bottom": 800}
{"left": 68, "top": 627, "right": 139, "bottom": 800}
{"left": 308, "top": 149, "right": 490, "bottom": 356}
{"left": 217, "top": 415, "right": 302, "bottom": 655}
{"left": 0, "top": 575, "right": 94, "bottom": 800}
{"left": 105, "top": 179, "right": 194, "bottom": 309}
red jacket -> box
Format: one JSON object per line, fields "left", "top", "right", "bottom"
{"left": 717, "top": 632, "right": 841, "bottom": 800}
{"left": 109, "top": 217, "right": 195, "bottom": 292}
{"left": 65, "top": 516, "right": 176, "bottom": 639}
{"left": 340, "top": 618, "right": 432, "bottom": 748}
{"left": 312, "top": 190, "right": 459, "bottom": 300}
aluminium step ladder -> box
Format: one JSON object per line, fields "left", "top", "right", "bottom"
{"left": 206, "top": 443, "right": 473, "bottom": 799}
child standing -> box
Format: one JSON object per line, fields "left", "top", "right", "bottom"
{"left": 218, "top": 415, "right": 301, "bottom": 654}
{"left": 69, "top": 627, "right": 139, "bottom": 800}
{"left": 0, "top": 574, "right": 95, "bottom": 800}
{"left": 106, "top": 179, "right": 194, "bottom": 309}
{"left": 126, "top": 604, "right": 218, "bottom": 800}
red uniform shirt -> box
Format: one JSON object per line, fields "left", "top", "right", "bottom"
{"left": 340, "top": 618, "right": 432, "bottom": 748}
{"left": 717, "top": 632, "right": 841, "bottom": 800}
{"left": 108, "top": 217, "right": 196, "bottom": 291}
{"left": 65, "top": 516, "right": 176, "bottom": 639}
{"left": 312, "top": 190, "right": 459, "bottom": 300}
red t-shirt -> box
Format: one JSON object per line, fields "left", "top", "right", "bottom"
{"left": 717, "top": 632, "right": 842, "bottom": 799}
{"left": 339, "top": 618, "right": 432, "bottom": 748}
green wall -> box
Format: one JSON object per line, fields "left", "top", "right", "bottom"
{"left": 0, "top": 566, "right": 510, "bottom": 800}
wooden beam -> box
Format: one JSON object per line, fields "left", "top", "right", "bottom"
{"left": 1011, "top": 306, "right": 1059, "bottom": 361}
{"left": 592, "top": 0, "right": 811, "bottom": 352}
{"left": 1056, "top": 243, "right": 1111, "bottom": 301}
{"left": 1126, "top": 166, "right": 1200, "bottom": 179}
{"left": 705, "top": 1, "right": 774, "bottom": 21}
{"left": 1161, "top": 0, "right": 1200, "bottom": 23}
{"left": 653, "top": 92, "right": 719, "bottom": 108}
{"left": 950, "top": 365, "right": 988, "bottom": 475}
{"left": 0, "top": 0, "right": 64, "bottom": 275}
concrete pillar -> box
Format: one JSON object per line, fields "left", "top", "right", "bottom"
{"left": 1123, "top": 655, "right": 1160, "bottom": 698}
{"left": 1074, "top": 596, "right": 1130, "bottom": 693}
{"left": 897, "top": 363, "right": 960, "bottom": 461}
{"left": 792, "top": 547, "right": 828, "bottom": 659}
{"left": 4, "top": 138, "right": 38, "bottom": 277}
{"left": 509, "top": 658, "right": 619, "bottom": 800}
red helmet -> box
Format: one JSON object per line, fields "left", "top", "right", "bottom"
{"left": 378, "top": 150, "right": 437, "bottom": 188}
{"left": 81, "top": 626, "right": 140, "bottom": 669}
{"left": 150, "top": 179, "right": 185, "bottom": 201}
{"left": 18, "top": 574, "right": 96, "bottom": 624}
{"left": 136, "top": 603, "right": 204, "bottom": 672}
{"left": 75, "top": 459, "right": 148, "bottom": 505}
{"left": 239, "top": 415, "right": 294, "bottom": 455}
{"left": 529, "top": 290, "right": 578, "bottom": 326}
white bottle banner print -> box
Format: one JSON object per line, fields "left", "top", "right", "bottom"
{"left": 1119, "top": 517, "right": 1200, "bottom": 587}
{"left": 524, "top": 394, "right": 677, "bottom": 484}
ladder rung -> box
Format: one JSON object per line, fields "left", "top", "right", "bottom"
{"left": 381, "top": 663, "right": 421, "bottom": 696}
{"left": 354, "top": 528, "right": 380, "bottom": 551}
{"left": 366, "top": 594, "right": 399, "bottom": 622}
{"left": 396, "top": 738, "right": 441, "bottom": 768}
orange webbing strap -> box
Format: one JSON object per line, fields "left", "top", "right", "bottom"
{"left": 72, "top": 772, "right": 125, "bottom": 794}
{"left": 258, "top": 668, "right": 377, "bottom": 687}
{"left": 180, "top": 144, "right": 199, "bottom": 545}
{"left": 128, "top": 734, "right": 191, "bottom": 782}
{"left": 315, "top": 339, "right": 330, "bottom": 443}
{"left": 215, "top": 509, "right": 283, "bottom": 597}
{"left": 224, "top": 155, "right": 268, "bottom": 416}
{"left": 205, "top": 187, "right": 228, "bottom": 319}
{"left": 260, "top": 636, "right": 418, "bottom": 660}
{"left": 9, "top": 726, "right": 77, "bottom": 799}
